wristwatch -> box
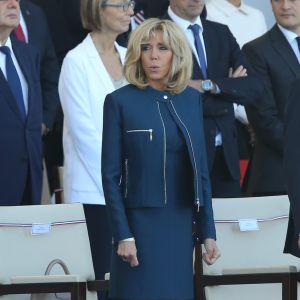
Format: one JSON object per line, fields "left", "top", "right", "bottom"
{"left": 201, "top": 79, "right": 214, "bottom": 92}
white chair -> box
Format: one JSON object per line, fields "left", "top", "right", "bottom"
{"left": 0, "top": 203, "right": 100, "bottom": 300}
{"left": 195, "top": 195, "right": 300, "bottom": 300}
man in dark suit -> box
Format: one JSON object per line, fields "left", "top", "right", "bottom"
{"left": 167, "top": 0, "right": 262, "bottom": 197}
{"left": 283, "top": 77, "right": 300, "bottom": 258}
{"left": 18, "top": 0, "right": 60, "bottom": 134}
{"left": 16, "top": 0, "right": 60, "bottom": 193}
{"left": 0, "top": 0, "right": 43, "bottom": 205}
{"left": 242, "top": 0, "right": 300, "bottom": 196}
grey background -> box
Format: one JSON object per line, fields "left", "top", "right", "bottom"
{"left": 244, "top": 0, "right": 275, "bottom": 29}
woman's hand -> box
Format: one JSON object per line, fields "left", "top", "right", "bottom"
{"left": 202, "top": 238, "right": 221, "bottom": 265}
{"left": 117, "top": 240, "right": 139, "bottom": 267}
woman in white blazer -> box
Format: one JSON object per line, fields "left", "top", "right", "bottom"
{"left": 58, "top": 0, "right": 134, "bottom": 287}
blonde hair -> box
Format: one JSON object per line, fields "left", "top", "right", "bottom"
{"left": 81, "top": 0, "right": 104, "bottom": 31}
{"left": 124, "top": 18, "right": 193, "bottom": 94}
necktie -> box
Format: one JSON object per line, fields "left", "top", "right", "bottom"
{"left": 188, "top": 24, "right": 207, "bottom": 79}
{"left": 14, "top": 24, "right": 26, "bottom": 43}
{"left": 0, "top": 46, "right": 26, "bottom": 121}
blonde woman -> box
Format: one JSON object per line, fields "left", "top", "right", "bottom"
{"left": 102, "top": 19, "right": 220, "bottom": 300}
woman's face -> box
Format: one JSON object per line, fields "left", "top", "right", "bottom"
{"left": 100, "top": 0, "right": 133, "bottom": 34}
{"left": 140, "top": 31, "right": 173, "bottom": 90}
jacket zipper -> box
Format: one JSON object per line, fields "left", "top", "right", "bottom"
{"left": 170, "top": 101, "right": 200, "bottom": 211}
{"left": 126, "top": 129, "right": 153, "bottom": 141}
{"left": 125, "top": 158, "right": 128, "bottom": 198}
{"left": 157, "top": 102, "right": 167, "bottom": 204}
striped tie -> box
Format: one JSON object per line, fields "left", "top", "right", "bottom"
{"left": 134, "top": 10, "right": 145, "bottom": 26}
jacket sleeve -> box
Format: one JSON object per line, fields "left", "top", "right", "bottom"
{"left": 242, "top": 41, "right": 283, "bottom": 155}
{"left": 59, "top": 54, "right": 102, "bottom": 193}
{"left": 101, "top": 93, "right": 133, "bottom": 242}
{"left": 202, "top": 25, "right": 263, "bottom": 117}
{"left": 197, "top": 94, "right": 216, "bottom": 242}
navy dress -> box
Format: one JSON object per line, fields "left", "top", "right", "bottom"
{"left": 109, "top": 100, "right": 195, "bottom": 300}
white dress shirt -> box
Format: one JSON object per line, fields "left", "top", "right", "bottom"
{"left": 206, "top": 0, "right": 267, "bottom": 48}
{"left": 0, "top": 37, "right": 28, "bottom": 114}
{"left": 278, "top": 24, "right": 300, "bottom": 64}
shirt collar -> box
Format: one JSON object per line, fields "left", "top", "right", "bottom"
{"left": 168, "top": 6, "right": 203, "bottom": 33}
{"left": 0, "top": 36, "right": 13, "bottom": 51}
{"left": 277, "top": 23, "right": 298, "bottom": 44}
{"left": 210, "top": 0, "right": 250, "bottom": 17}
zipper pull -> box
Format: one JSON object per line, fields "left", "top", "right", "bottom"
{"left": 196, "top": 198, "right": 200, "bottom": 212}
{"left": 149, "top": 129, "right": 153, "bottom": 141}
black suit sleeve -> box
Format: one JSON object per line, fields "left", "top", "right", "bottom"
{"left": 199, "top": 24, "right": 263, "bottom": 117}
{"left": 284, "top": 78, "right": 300, "bottom": 233}
{"left": 243, "top": 41, "right": 283, "bottom": 155}
{"left": 212, "top": 26, "right": 263, "bottom": 106}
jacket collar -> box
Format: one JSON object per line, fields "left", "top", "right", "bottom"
{"left": 270, "top": 25, "right": 300, "bottom": 76}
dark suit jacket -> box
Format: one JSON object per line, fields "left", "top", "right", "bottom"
{"left": 19, "top": 0, "right": 60, "bottom": 130}
{"left": 167, "top": 14, "right": 263, "bottom": 181}
{"left": 0, "top": 38, "right": 43, "bottom": 205}
{"left": 283, "top": 77, "right": 300, "bottom": 258}
{"left": 243, "top": 25, "right": 300, "bottom": 194}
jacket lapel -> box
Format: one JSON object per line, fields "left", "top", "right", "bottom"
{"left": 86, "top": 35, "right": 115, "bottom": 93}
{"left": 0, "top": 65, "right": 24, "bottom": 122}
{"left": 202, "top": 20, "right": 215, "bottom": 79}
{"left": 270, "top": 25, "right": 300, "bottom": 76}
{"left": 12, "top": 38, "right": 33, "bottom": 122}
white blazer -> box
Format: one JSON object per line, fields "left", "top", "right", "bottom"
{"left": 59, "top": 34, "right": 127, "bottom": 204}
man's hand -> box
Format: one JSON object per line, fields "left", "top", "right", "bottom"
{"left": 117, "top": 240, "right": 139, "bottom": 267}
{"left": 202, "top": 238, "right": 221, "bottom": 265}
{"left": 189, "top": 79, "right": 202, "bottom": 91}
{"left": 228, "top": 65, "right": 247, "bottom": 78}
{"left": 189, "top": 79, "right": 218, "bottom": 94}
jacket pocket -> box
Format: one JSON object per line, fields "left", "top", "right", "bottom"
{"left": 126, "top": 129, "right": 153, "bottom": 141}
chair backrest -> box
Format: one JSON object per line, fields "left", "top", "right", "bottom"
{"left": 202, "top": 195, "right": 300, "bottom": 300}
{"left": 0, "top": 203, "right": 97, "bottom": 300}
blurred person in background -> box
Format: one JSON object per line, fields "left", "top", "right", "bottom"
{"left": 165, "top": 0, "right": 263, "bottom": 197}
{"left": 58, "top": 0, "right": 134, "bottom": 293}
{"left": 0, "top": 0, "right": 43, "bottom": 205}
{"left": 243, "top": 0, "right": 300, "bottom": 195}
{"left": 15, "top": 0, "right": 60, "bottom": 194}
{"left": 206, "top": 0, "right": 268, "bottom": 191}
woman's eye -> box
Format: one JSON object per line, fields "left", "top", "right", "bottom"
{"left": 141, "top": 45, "right": 151, "bottom": 51}
{"left": 159, "top": 45, "right": 169, "bottom": 51}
